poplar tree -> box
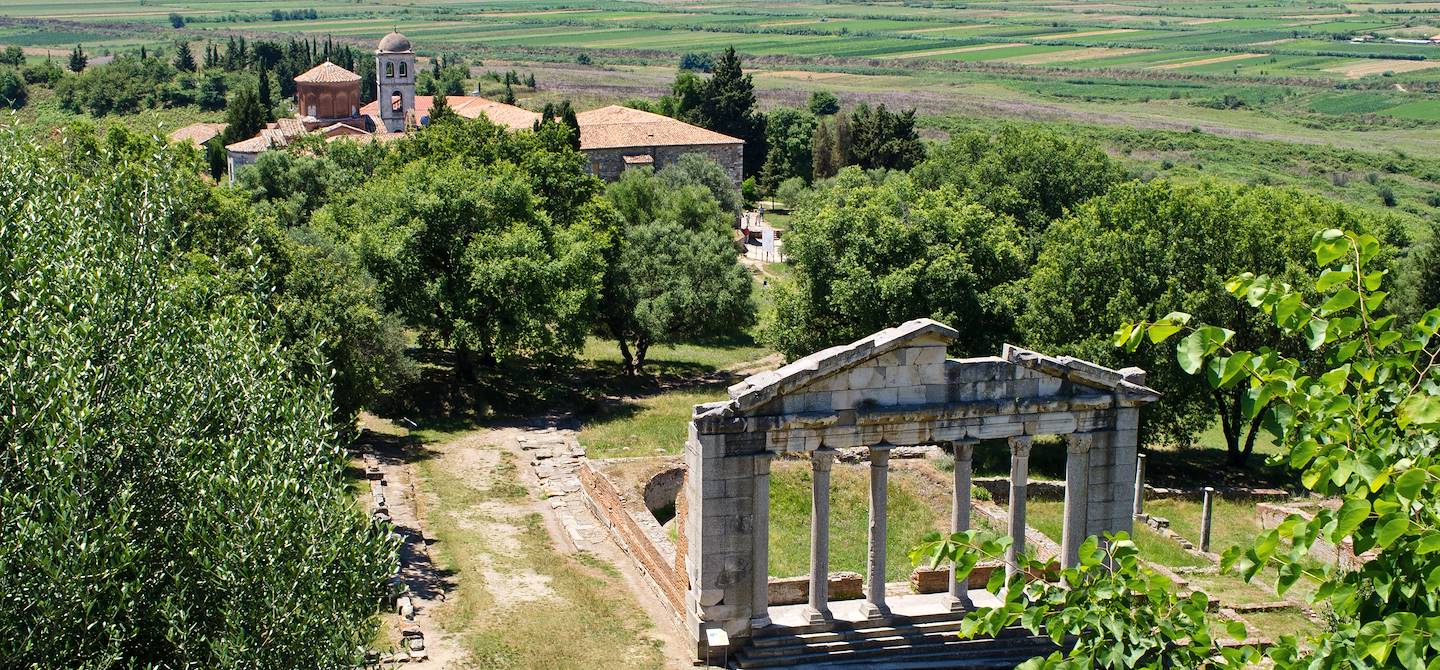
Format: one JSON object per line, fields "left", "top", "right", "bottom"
{"left": 67, "top": 44, "right": 86, "bottom": 72}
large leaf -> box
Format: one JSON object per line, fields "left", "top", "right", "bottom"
{"left": 1398, "top": 395, "right": 1440, "bottom": 428}
{"left": 1176, "top": 330, "right": 1207, "bottom": 375}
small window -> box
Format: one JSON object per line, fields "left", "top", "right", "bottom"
{"left": 385, "top": 62, "right": 394, "bottom": 78}
{"left": 399, "top": 62, "right": 407, "bottom": 78}
{"left": 391, "top": 91, "right": 403, "bottom": 112}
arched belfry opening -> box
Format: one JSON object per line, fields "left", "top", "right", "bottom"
{"left": 681, "top": 318, "right": 1159, "bottom": 660}
{"left": 375, "top": 31, "right": 415, "bottom": 133}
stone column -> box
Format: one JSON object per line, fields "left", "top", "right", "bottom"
{"left": 1132, "top": 453, "right": 1147, "bottom": 519}
{"left": 1062, "top": 434, "right": 1093, "bottom": 569}
{"left": 948, "top": 440, "right": 977, "bottom": 612}
{"left": 862, "top": 443, "right": 893, "bottom": 620}
{"left": 750, "top": 452, "right": 773, "bottom": 629}
{"left": 804, "top": 448, "right": 836, "bottom": 624}
{"left": 1006, "top": 436, "right": 1033, "bottom": 580}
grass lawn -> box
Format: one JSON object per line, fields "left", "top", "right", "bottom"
{"left": 768, "top": 459, "right": 958, "bottom": 581}
{"left": 1239, "top": 609, "right": 1321, "bottom": 640}
{"left": 1143, "top": 496, "right": 1260, "bottom": 556}
{"left": 1024, "top": 499, "right": 1210, "bottom": 568}
{"left": 577, "top": 335, "right": 775, "bottom": 459}
{"left": 578, "top": 385, "right": 729, "bottom": 458}
{"left": 579, "top": 335, "right": 771, "bottom": 373}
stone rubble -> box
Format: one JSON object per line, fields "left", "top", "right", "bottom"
{"left": 357, "top": 449, "right": 442, "bottom": 666}
{"left": 518, "top": 430, "right": 608, "bottom": 548}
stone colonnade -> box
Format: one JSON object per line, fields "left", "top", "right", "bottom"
{"left": 750, "top": 431, "right": 1107, "bottom": 629}
{"left": 682, "top": 320, "right": 1158, "bottom": 658}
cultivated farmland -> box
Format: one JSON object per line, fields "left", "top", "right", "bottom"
{"left": 9, "top": 0, "right": 1440, "bottom": 217}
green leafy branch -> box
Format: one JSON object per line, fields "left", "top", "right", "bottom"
{"left": 1115, "top": 228, "right": 1440, "bottom": 669}
{"left": 912, "top": 530, "right": 1256, "bottom": 670}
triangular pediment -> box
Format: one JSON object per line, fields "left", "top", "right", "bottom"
{"left": 726, "top": 318, "right": 958, "bottom": 412}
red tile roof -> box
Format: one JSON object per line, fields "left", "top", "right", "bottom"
{"left": 295, "top": 61, "right": 361, "bottom": 84}
{"left": 575, "top": 106, "right": 742, "bottom": 151}
{"left": 168, "top": 122, "right": 227, "bottom": 146}
{"left": 359, "top": 95, "right": 541, "bottom": 131}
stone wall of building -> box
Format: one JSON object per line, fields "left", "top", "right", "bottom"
{"left": 226, "top": 151, "right": 261, "bottom": 182}
{"left": 578, "top": 461, "right": 686, "bottom": 619}
{"left": 584, "top": 143, "right": 742, "bottom": 186}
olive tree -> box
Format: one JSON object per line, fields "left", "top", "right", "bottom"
{"left": 599, "top": 168, "right": 754, "bottom": 374}
{"left": 764, "top": 167, "right": 1029, "bottom": 360}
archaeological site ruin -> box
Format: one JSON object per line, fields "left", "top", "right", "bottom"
{"left": 580, "top": 318, "right": 1160, "bottom": 667}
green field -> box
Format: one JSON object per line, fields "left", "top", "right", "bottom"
{"left": 7, "top": 0, "right": 1440, "bottom": 218}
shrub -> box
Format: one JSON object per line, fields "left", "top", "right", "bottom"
{"left": 0, "top": 68, "right": 26, "bottom": 109}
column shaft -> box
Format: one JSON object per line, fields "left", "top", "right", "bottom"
{"left": 863, "top": 444, "right": 892, "bottom": 619}
{"left": 750, "top": 453, "right": 772, "bottom": 629}
{"left": 948, "top": 440, "right": 976, "bottom": 611}
{"left": 1133, "top": 453, "right": 1147, "bottom": 519}
{"left": 804, "top": 449, "right": 835, "bottom": 623}
{"left": 1061, "top": 434, "right": 1093, "bottom": 569}
{"left": 1006, "top": 436, "right": 1033, "bottom": 580}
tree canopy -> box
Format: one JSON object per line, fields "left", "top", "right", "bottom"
{"left": 599, "top": 167, "right": 754, "bottom": 373}
{"left": 911, "top": 124, "right": 1126, "bottom": 232}
{"left": 765, "top": 168, "right": 1029, "bottom": 359}
{"left": 0, "top": 127, "right": 394, "bottom": 667}
{"left": 689, "top": 47, "right": 766, "bottom": 177}
{"left": 759, "top": 106, "right": 818, "bottom": 192}
{"left": 319, "top": 116, "right": 609, "bottom": 377}
{"left": 1021, "top": 178, "right": 1402, "bottom": 461}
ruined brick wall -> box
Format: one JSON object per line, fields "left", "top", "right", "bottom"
{"left": 673, "top": 471, "right": 689, "bottom": 594}
{"left": 578, "top": 461, "right": 685, "bottom": 619}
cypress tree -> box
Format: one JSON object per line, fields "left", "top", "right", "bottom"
{"left": 256, "top": 65, "right": 273, "bottom": 121}
{"left": 812, "top": 119, "right": 837, "bottom": 181}
{"left": 68, "top": 44, "right": 87, "bottom": 72}
{"left": 222, "top": 84, "right": 267, "bottom": 144}
{"left": 695, "top": 46, "right": 765, "bottom": 177}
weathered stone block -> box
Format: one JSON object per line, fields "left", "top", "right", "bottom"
{"left": 848, "top": 365, "right": 883, "bottom": 390}
{"left": 766, "top": 572, "right": 865, "bottom": 605}
{"left": 885, "top": 365, "right": 918, "bottom": 388}
{"left": 855, "top": 387, "right": 899, "bottom": 407}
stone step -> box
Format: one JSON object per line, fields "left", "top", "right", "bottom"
{"left": 752, "top": 611, "right": 968, "bottom": 639}
{"left": 741, "top": 629, "right": 975, "bottom": 661}
{"left": 747, "top": 619, "right": 968, "bottom": 651}
{"left": 753, "top": 650, "right": 1045, "bottom": 670}
{"left": 734, "top": 636, "right": 1057, "bottom": 669}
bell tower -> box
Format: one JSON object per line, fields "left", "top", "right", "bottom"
{"left": 375, "top": 31, "right": 415, "bottom": 133}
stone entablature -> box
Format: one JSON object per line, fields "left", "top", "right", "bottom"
{"left": 682, "top": 319, "right": 1159, "bottom": 658}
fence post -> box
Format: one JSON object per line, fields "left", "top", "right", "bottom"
{"left": 1200, "top": 487, "right": 1215, "bottom": 553}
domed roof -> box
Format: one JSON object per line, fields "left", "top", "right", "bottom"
{"left": 377, "top": 31, "right": 412, "bottom": 54}
{"left": 294, "top": 61, "right": 360, "bottom": 83}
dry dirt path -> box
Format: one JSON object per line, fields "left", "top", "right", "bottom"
{"left": 365, "top": 414, "right": 694, "bottom": 670}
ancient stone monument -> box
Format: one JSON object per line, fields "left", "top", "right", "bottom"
{"left": 682, "top": 318, "right": 1159, "bottom": 658}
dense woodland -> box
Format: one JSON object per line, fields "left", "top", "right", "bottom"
{"left": 3, "top": 37, "right": 1440, "bottom": 670}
